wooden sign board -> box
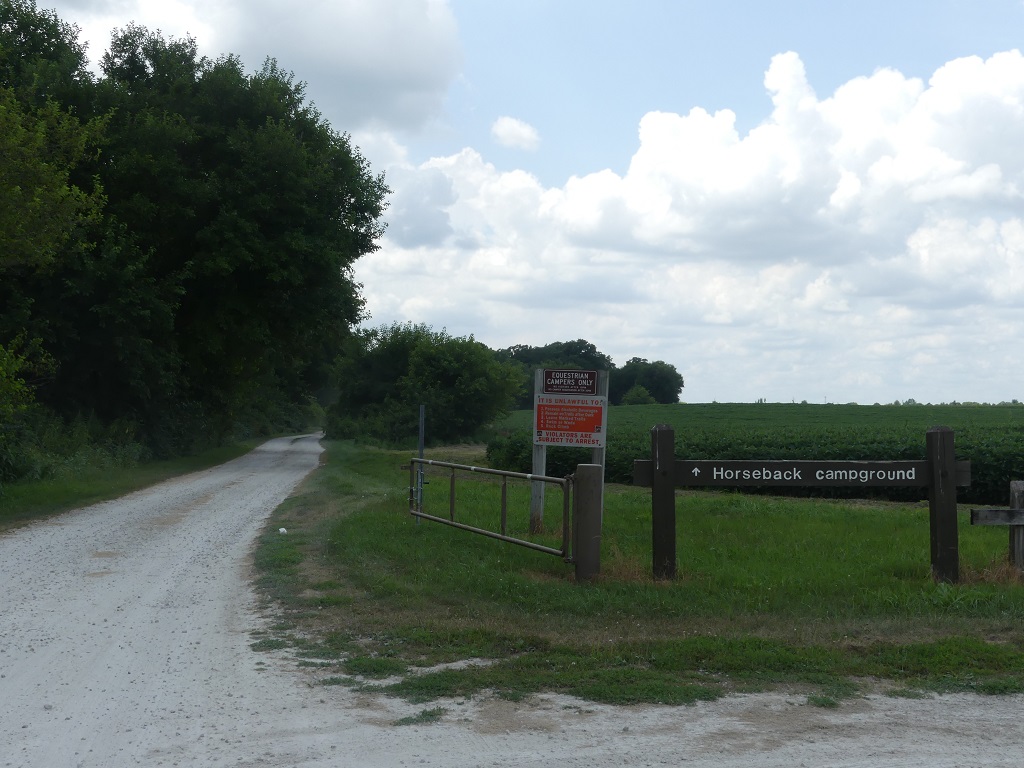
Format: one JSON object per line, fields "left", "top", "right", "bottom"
{"left": 673, "top": 460, "right": 930, "bottom": 487}
{"left": 541, "top": 369, "right": 598, "bottom": 395}
{"left": 634, "top": 459, "right": 971, "bottom": 488}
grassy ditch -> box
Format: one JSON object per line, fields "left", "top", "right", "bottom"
{"left": 252, "top": 440, "right": 1024, "bottom": 710}
{"left": 0, "top": 441, "right": 256, "bottom": 532}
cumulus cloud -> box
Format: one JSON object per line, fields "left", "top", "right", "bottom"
{"left": 55, "top": 0, "right": 461, "bottom": 133}
{"left": 491, "top": 116, "right": 541, "bottom": 151}
{"left": 220, "top": 0, "right": 462, "bottom": 132}
{"left": 360, "top": 49, "right": 1024, "bottom": 403}
{"left": 383, "top": 166, "right": 456, "bottom": 248}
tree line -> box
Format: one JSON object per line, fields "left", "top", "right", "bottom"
{"left": 496, "top": 340, "right": 684, "bottom": 408}
{"left": 1, "top": 0, "right": 387, "bottom": 472}
{"left": 327, "top": 326, "right": 683, "bottom": 445}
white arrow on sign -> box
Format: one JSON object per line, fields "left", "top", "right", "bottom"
{"left": 692, "top": 467, "right": 701, "bottom": 477}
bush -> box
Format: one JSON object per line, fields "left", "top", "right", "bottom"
{"left": 329, "top": 324, "right": 522, "bottom": 445}
{"left": 485, "top": 431, "right": 591, "bottom": 478}
{"left": 0, "top": 405, "right": 151, "bottom": 487}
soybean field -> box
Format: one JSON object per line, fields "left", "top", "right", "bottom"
{"left": 489, "top": 402, "right": 1024, "bottom": 504}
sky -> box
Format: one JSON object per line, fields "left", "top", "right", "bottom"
{"left": 41, "top": 0, "right": 1024, "bottom": 404}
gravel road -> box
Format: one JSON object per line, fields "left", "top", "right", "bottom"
{"left": 2, "top": 434, "right": 1023, "bottom": 767}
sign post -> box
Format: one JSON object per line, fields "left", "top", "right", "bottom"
{"left": 531, "top": 369, "right": 608, "bottom": 534}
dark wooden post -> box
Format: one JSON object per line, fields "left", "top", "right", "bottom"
{"left": 926, "top": 426, "right": 959, "bottom": 583}
{"left": 1011, "top": 481, "right": 1024, "bottom": 572}
{"left": 574, "top": 464, "right": 603, "bottom": 582}
{"left": 651, "top": 424, "right": 676, "bottom": 579}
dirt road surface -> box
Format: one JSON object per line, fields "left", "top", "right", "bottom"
{"left": 2, "top": 434, "right": 1022, "bottom": 767}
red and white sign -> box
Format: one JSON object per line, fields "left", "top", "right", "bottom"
{"left": 534, "top": 394, "right": 607, "bottom": 447}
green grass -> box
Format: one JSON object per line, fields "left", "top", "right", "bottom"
{"left": 252, "top": 438, "right": 1024, "bottom": 709}
{"left": 393, "top": 707, "right": 447, "bottom": 726}
{"left": 0, "top": 441, "right": 257, "bottom": 532}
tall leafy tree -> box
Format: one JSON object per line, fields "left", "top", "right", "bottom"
{"left": 609, "top": 358, "right": 684, "bottom": 404}
{"left": 0, "top": 1, "right": 105, "bottom": 430}
{"left": 330, "top": 323, "right": 523, "bottom": 443}
{"left": 89, "top": 29, "right": 388, "bottom": 437}
{"left": 2, "top": 11, "right": 388, "bottom": 451}
{"left": 498, "top": 339, "right": 615, "bottom": 408}
{"left": 0, "top": 0, "right": 92, "bottom": 108}
{"left": 0, "top": 87, "right": 103, "bottom": 270}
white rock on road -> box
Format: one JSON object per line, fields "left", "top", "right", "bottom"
{"left": 2, "top": 433, "right": 1023, "bottom": 767}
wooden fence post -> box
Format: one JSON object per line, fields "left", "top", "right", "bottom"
{"left": 1010, "top": 481, "right": 1024, "bottom": 572}
{"left": 926, "top": 426, "right": 959, "bottom": 583}
{"left": 651, "top": 424, "right": 676, "bottom": 580}
{"left": 574, "top": 464, "right": 603, "bottom": 582}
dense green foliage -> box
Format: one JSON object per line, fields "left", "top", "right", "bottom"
{"left": 327, "top": 333, "right": 693, "bottom": 445}
{"left": 609, "top": 357, "right": 684, "bottom": 404}
{"left": 497, "top": 340, "right": 684, "bottom": 408}
{"left": 0, "top": 85, "right": 104, "bottom": 269}
{"left": 0, "top": 431, "right": 252, "bottom": 531}
{"left": 327, "top": 323, "right": 523, "bottom": 444}
{"left": 488, "top": 402, "right": 1024, "bottom": 505}
{"left": 1, "top": 1, "right": 388, "bottom": 472}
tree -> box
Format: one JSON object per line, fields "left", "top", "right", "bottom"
{"left": 497, "top": 339, "right": 615, "bottom": 409}
{"left": 1, "top": 1, "right": 106, "bottom": 439}
{"left": 621, "top": 384, "right": 656, "bottom": 405}
{"left": 1, "top": 1, "right": 105, "bottom": 270}
{"left": 2, "top": 13, "right": 390, "bottom": 451}
{"left": 609, "top": 358, "right": 684, "bottom": 405}
{"left": 0, "top": 87, "right": 104, "bottom": 270}
{"left": 0, "top": 0, "right": 92, "bottom": 108}
{"left": 0, "top": 340, "right": 32, "bottom": 423}
{"left": 88, "top": 31, "right": 389, "bottom": 435}
{"left": 329, "top": 323, "right": 523, "bottom": 443}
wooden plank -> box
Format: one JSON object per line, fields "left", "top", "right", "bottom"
{"left": 1012, "top": 482, "right": 1024, "bottom": 571}
{"left": 650, "top": 425, "right": 676, "bottom": 580}
{"left": 956, "top": 460, "right": 971, "bottom": 488}
{"left": 633, "top": 459, "right": 652, "bottom": 487}
{"left": 634, "top": 458, "right": 971, "bottom": 489}
{"left": 971, "top": 508, "right": 1024, "bottom": 526}
{"left": 673, "top": 460, "right": 929, "bottom": 487}
{"left": 927, "top": 426, "right": 959, "bottom": 584}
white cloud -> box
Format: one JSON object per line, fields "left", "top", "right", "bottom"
{"left": 53, "top": 0, "right": 461, "bottom": 133}
{"left": 360, "top": 49, "right": 1024, "bottom": 403}
{"left": 491, "top": 116, "right": 540, "bottom": 151}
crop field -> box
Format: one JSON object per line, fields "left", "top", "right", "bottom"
{"left": 489, "top": 402, "right": 1024, "bottom": 505}
{"left": 497, "top": 400, "right": 1024, "bottom": 434}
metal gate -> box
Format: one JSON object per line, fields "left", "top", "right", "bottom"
{"left": 408, "top": 458, "right": 572, "bottom": 559}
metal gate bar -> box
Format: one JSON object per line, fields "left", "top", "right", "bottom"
{"left": 409, "top": 458, "right": 572, "bottom": 560}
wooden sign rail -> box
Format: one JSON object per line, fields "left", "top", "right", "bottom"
{"left": 633, "top": 424, "right": 971, "bottom": 583}
{"left": 970, "top": 480, "right": 1024, "bottom": 573}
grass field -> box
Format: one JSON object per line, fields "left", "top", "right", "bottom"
{"left": 252, "top": 435, "right": 1024, "bottom": 709}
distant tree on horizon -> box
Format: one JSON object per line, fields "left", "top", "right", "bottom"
{"left": 496, "top": 340, "right": 684, "bottom": 408}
